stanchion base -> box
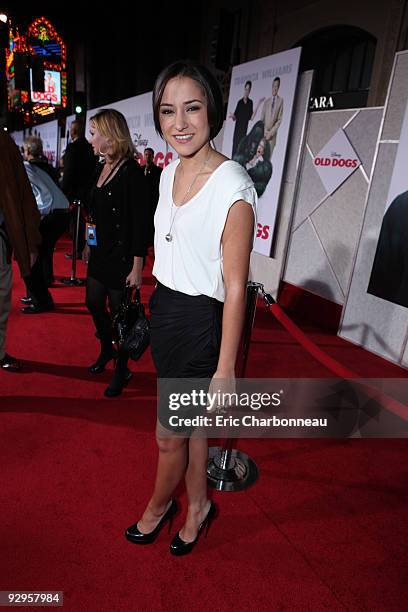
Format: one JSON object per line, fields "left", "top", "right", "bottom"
{"left": 60, "top": 277, "right": 86, "bottom": 286}
{"left": 207, "top": 446, "right": 259, "bottom": 492}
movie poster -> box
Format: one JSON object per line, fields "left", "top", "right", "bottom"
{"left": 368, "top": 100, "right": 408, "bottom": 308}
{"left": 34, "top": 119, "right": 59, "bottom": 168}
{"left": 222, "top": 48, "right": 301, "bottom": 256}
{"left": 30, "top": 69, "right": 61, "bottom": 106}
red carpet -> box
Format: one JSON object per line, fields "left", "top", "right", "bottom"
{"left": 1, "top": 238, "right": 407, "bottom": 611}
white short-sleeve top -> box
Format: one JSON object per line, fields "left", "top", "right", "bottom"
{"left": 153, "top": 159, "right": 257, "bottom": 302}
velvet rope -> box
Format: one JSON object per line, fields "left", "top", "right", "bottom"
{"left": 266, "top": 301, "right": 408, "bottom": 423}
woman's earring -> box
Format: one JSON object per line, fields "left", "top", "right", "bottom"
{"left": 98, "top": 146, "right": 108, "bottom": 164}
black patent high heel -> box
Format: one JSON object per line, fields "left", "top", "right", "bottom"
{"left": 88, "top": 348, "right": 117, "bottom": 374}
{"left": 125, "top": 500, "right": 178, "bottom": 545}
{"left": 169, "top": 501, "right": 216, "bottom": 556}
{"left": 104, "top": 367, "right": 132, "bottom": 397}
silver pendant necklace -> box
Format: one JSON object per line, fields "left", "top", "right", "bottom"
{"left": 165, "top": 149, "right": 212, "bottom": 242}
{"left": 165, "top": 209, "right": 179, "bottom": 242}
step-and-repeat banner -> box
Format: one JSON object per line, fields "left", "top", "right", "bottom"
{"left": 33, "top": 119, "right": 59, "bottom": 168}
{"left": 222, "top": 48, "right": 301, "bottom": 256}
{"left": 10, "top": 130, "right": 25, "bottom": 150}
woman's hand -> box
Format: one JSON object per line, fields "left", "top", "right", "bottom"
{"left": 126, "top": 256, "right": 143, "bottom": 288}
{"left": 207, "top": 370, "right": 236, "bottom": 414}
{"left": 126, "top": 268, "right": 142, "bottom": 288}
{"left": 82, "top": 245, "right": 90, "bottom": 264}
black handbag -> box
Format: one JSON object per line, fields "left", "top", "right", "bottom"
{"left": 112, "top": 285, "right": 150, "bottom": 361}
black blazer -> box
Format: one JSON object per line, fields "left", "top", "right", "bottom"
{"left": 90, "top": 158, "right": 148, "bottom": 259}
{"left": 61, "top": 137, "right": 97, "bottom": 204}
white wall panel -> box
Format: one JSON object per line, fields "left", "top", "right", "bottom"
{"left": 284, "top": 106, "right": 382, "bottom": 305}
{"left": 292, "top": 150, "right": 327, "bottom": 228}
{"left": 308, "top": 110, "right": 356, "bottom": 155}
{"left": 339, "top": 52, "right": 408, "bottom": 367}
{"left": 382, "top": 52, "right": 408, "bottom": 141}
{"left": 311, "top": 169, "right": 368, "bottom": 294}
{"left": 285, "top": 218, "right": 344, "bottom": 304}
{"left": 344, "top": 108, "right": 383, "bottom": 178}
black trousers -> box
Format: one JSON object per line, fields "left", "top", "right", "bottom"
{"left": 85, "top": 275, "right": 129, "bottom": 369}
{"left": 24, "top": 210, "right": 69, "bottom": 305}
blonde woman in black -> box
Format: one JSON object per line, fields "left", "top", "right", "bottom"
{"left": 85, "top": 109, "right": 148, "bottom": 397}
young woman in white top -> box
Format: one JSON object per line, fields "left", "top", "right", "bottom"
{"left": 125, "top": 60, "right": 257, "bottom": 555}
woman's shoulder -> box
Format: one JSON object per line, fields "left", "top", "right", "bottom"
{"left": 215, "top": 159, "right": 255, "bottom": 190}
{"left": 161, "top": 158, "right": 178, "bottom": 176}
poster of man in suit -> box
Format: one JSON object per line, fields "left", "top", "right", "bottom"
{"left": 222, "top": 49, "right": 301, "bottom": 257}
{"left": 259, "top": 77, "right": 284, "bottom": 159}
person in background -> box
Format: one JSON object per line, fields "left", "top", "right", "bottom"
{"left": 23, "top": 135, "right": 60, "bottom": 184}
{"left": 142, "top": 147, "right": 162, "bottom": 248}
{"left": 124, "top": 60, "right": 256, "bottom": 555}
{"left": 84, "top": 109, "right": 149, "bottom": 397}
{"left": 21, "top": 136, "right": 69, "bottom": 296}
{"left": 61, "top": 118, "right": 97, "bottom": 258}
{"left": 0, "top": 132, "right": 41, "bottom": 370}
{"left": 22, "top": 137, "right": 70, "bottom": 313}
{"left": 22, "top": 136, "right": 69, "bottom": 308}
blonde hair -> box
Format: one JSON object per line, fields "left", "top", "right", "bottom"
{"left": 24, "top": 135, "right": 43, "bottom": 158}
{"left": 89, "top": 108, "right": 134, "bottom": 159}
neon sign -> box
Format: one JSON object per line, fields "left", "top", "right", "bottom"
{"left": 6, "top": 16, "right": 68, "bottom": 121}
{"left": 27, "top": 17, "right": 67, "bottom": 67}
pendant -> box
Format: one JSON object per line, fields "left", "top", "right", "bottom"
{"left": 165, "top": 233, "right": 173, "bottom": 242}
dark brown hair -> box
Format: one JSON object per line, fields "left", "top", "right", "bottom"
{"left": 153, "top": 60, "right": 224, "bottom": 141}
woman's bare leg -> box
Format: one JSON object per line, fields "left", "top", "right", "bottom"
{"left": 137, "top": 421, "right": 187, "bottom": 533}
{"left": 179, "top": 436, "right": 211, "bottom": 542}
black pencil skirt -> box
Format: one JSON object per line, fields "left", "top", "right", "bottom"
{"left": 149, "top": 282, "right": 223, "bottom": 431}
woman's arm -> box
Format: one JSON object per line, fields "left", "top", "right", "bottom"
{"left": 126, "top": 255, "right": 143, "bottom": 288}
{"left": 215, "top": 201, "right": 255, "bottom": 378}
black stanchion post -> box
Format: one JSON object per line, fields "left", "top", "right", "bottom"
{"left": 60, "top": 199, "right": 86, "bottom": 286}
{"left": 206, "top": 281, "right": 261, "bottom": 492}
